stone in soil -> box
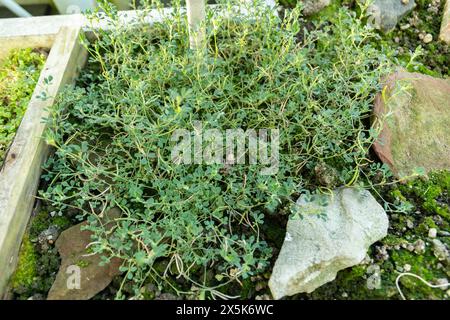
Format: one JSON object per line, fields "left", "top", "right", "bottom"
{"left": 300, "top": 0, "right": 331, "bottom": 16}
{"left": 47, "top": 208, "right": 122, "bottom": 300}
{"left": 37, "top": 226, "right": 60, "bottom": 251}
{"left": 373, "top": 71, "right": 450, "bottom": 178}
{"left": 268, "top": 188, "right": 388, "bottom": 299}
{"left": 432, "top": 239, "right": 450, "bottom": 262}
{"left": 368, "top": 0, "right": 416, "bottom": 32}
{"left": 440, "top": 0, "right": 450, "bottom": 44}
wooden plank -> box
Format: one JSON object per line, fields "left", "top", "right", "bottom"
{"left": 0, "top": 1, "right": 276, "bottom": 59}
{"left": 440, "top": 0, "right": 450, "bottom": 44}
{"left": 0, "top": 0, "right": 51, "bottom": 6}
{"left": 0, "top": 26, "right": 87, "bottom": 297}
{"left": 0, "top": 8, "right": 170, "bottom": 59}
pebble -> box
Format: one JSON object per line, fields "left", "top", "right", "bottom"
{"left": 429, "top": 228, "right": 437, "bottom": 238}
{"left": 423, "top": 34, "right": 433, "bottom": 44}
{"left": 406, "top": 219, "right": 414, "bottom": 229}
{"left": 367, "top": 272, "right": 381, "bottom": 290}
{"left": 432, "top": 239, "right": 449, "bottom": 261}
{"left": 436, "top": 278, "right": 449, "bottom": 291}
{"left": 404, "top": 264, "right": 411, "bottom": 272}
{"left": 400, "top": 23, "right": 411, "bottom": 30}
{"left": 439, "top": 231, "right": 450, "bottom": 237}
{"left": 401, "top": 0, "right": 409, "bottom": 4}
{"left": 367, "top": 264, "right": 381, "bottom": 275}
{"left": 37, "top": 225, "right": 60, "bottom": 251}
{"left": 414, "top": 239, "right": 426, "bottom": 254}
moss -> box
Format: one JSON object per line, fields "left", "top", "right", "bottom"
{"left": 383, "top": 234, "right": 407, "bottom": 247}
{"left": 399, "top": 171, "right": 450, "bottom": 223}
{"left": 29, "top": 211, "right": 50, "bottom": 238}
{"left": 11, "top": 204, "right": 78, "bottom": 299}
{"left": 416, "top": 217, "right": 437, "bottom": 235}
{"left": 76, "top": 260, "right": 90, "bottom": 268}
{"left": 292, "top": 170, "right": 450, "bottom": 300}
{"left": 11, "top": 235, "right": 38, "bottom": 290}
{"left": 52, "top": 216, "right": 71, "bottom": 230}
{"left": 0, "top": 48, "right": 46, "bottom": 164}
{"left": 390, "top": 249, "right": 447, "bottom": 300}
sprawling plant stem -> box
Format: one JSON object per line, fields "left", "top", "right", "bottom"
{"left": 41, "top": 1, "right": 393, "bottom": 298}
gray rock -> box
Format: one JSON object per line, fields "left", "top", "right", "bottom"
{"left": 300, "top": 0, "right": 331, "bottom": 16}
{"left": 269, "top": 188, "right": 388, "bottom": 299}
{"left": 367, "top": 0, "right": 416, "bottom": 32}
{"left": 429, "top": 228, "right": 438, "bottom": 238}
{"left": 37, "top": 225, "right": 60, "bottom": 251}
{"left": 367, "top": 272, "right": 382, "bottom": 290}
{"left": 436, "top": 278, "right": 449, "bottom": 291}
{"left": 413, "top": 239, "right": 426, "bottom": 254}
{"left": 432, "top": 239, "right": 449, "bottom": 262}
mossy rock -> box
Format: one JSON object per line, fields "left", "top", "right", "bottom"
{"left": 373, "top": 71, "right": 450, "bottom": 179}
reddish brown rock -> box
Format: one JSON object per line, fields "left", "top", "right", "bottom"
{"left": 373, "top": 71, "right": 450, "bottom": 178}
{"left": 47, "top": 208, "right": 122, "bottom": 300}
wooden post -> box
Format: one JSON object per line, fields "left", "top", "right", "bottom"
{"left": 0, "top": 26, "right": 87, "bottom": 297}
{"left": 439, "top": 0, "right": 450, "bottom": 44}
{"left": 186, "top": 0, "right": 206, "bottom": 50}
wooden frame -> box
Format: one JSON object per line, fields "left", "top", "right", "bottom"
{"left": 0, "top": 26, "right": 87, "bottom": 297}
{"left": 0, "top": 1, "right": 276, "bottom": 298}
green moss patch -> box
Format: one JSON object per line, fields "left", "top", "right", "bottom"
{"left": 0, "top": 48, "right": 46, "bottom": 165}
{"left": 10, "top": 235, "right": 38, "bottom": 291}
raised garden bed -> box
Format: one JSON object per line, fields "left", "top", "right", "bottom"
{"left": 0, "top": 26, "right": 86, "bottom": 296}
{"left": 0, "top": 0, "right": 278, "bottom": 299}
{"left": 1, "top": 0, "right": 449, "bottom": 301}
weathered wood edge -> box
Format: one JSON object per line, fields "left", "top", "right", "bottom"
{"left": 0, "top": 1, "right": 276, "bottom": 59}
{"left": 0, "top": 26, "right": 87, "bottom": 297}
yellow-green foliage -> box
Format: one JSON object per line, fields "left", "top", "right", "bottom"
{"left": 11, "top": 235, "right": 37, "bottom": 290}
{"left": 0, "top": 48, "right": 46, "bottom": 164}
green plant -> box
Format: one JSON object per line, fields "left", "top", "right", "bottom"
{"left": 40, "top": 0, "right": 393, "bottom": 298}
{"left": 10, "top": 235, "right": 37, "bottom": 291}
{"left": 0, "top": 48, "right": 46, "bottom": 164}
